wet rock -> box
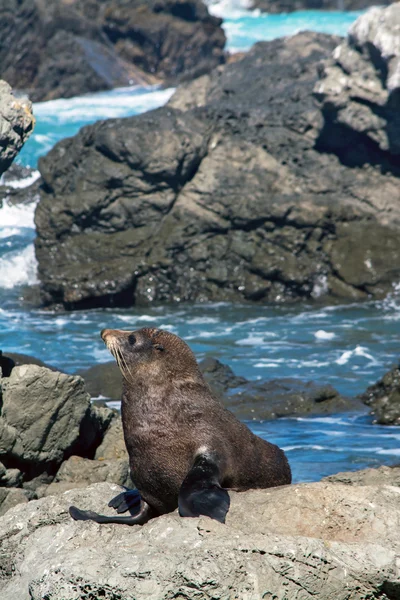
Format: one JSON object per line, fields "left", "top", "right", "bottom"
{"left": 0, "top": 0, "right": 225, "bottom": 102}
{"left": 0, "top": 479, "right": 399, "bottom": 599}
{"left": 323, "top": 465, "right": 400, "bottom": 486}
{"left": 0, "top": 351, "right": 15, "bottom": 379}
{"left": 0, "top": 80, "right": 34, "bottom": 177}
{"left": 77, "top": 362, "right": 122, "bottom": 402}
{"left": 0, "top": 351, "right": 58, "bottom": 376}
{"left": 35, "top": 23, "right": 400, "bottom": 309}
{"left": 228, "top": 379, "right": 357, "bottom": 420}
{"left": 0, "top": 365, "right": 113, "bottom": 479}
{"left": 199, "top": 356, "right": 246, "bottom": 397}
{"left": 359, "top": 363, "right": 400, "bottom": 425}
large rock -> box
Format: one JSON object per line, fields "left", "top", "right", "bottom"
{"left": 0, "top": 477, "right": 399, "bottom": 599}
{"left": 0, "top": 81, "right": 33, "bottom": 177}
{"left": 0, "top": 0, "right": 225, "bottom": 102}
{"left": 35, "top": 20, "right": 400, "bottom": 309}
{"left": 359, "top": 363, "right": 400, "bottom": 425}
{"left": 0, "top": 365, "right": 113, "bottom": 479}
{"left": 315, "top": 4, "right": 400, "bottom": 162}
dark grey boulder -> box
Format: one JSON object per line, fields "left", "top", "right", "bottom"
{"left": 0, "top": 0, "right": 225, "bottom": 102}
{"left": 35, "top": 18, "right": 400, "bottom": 309}
{"left": 359, "top": 363, "right": 400, "bottom": 425}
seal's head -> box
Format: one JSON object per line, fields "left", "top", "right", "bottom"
{"left": 101, "top": 327, "right": 200, "bottom": 383}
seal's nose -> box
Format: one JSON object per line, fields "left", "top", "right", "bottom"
{"left": 101, "top": 329, "right": 112, "bottom": 341}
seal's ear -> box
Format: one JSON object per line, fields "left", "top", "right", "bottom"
{"left": 154, "top": 344, "right": 165, "bottom": 351}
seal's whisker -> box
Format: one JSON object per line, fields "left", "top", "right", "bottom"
{"left": 119, "top": 348, "right": 135, "bottom": 384}
{"left": 115, "top": 346, "right": 133, "bottom": 383}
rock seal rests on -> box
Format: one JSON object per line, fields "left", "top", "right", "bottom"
{"left": 69, "top": 328, "right": 291, "bottom": 525}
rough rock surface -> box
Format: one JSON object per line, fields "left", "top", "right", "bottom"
{"left": 0, "top": 0, "right": 225, "bottom": 102}
{"left": 0, "top": 81, "right": 33, "bottom": 177}
{"left": 1, "top": 477, "right": 399, "bottom": 599}
{"left": 35, "top": 12, "right": 400, "bottom": 309}
{"left": 0, "top": 365, "right": 113, "bottom": 480}
{"left": 359, "top": 362, "right": 400, "bottom": 425}
{"left": 315, "top": 4, "right": 400, "bottom": 164}
{"left": 323, "top": 464, "right": 400, "bottom": 485}
{"left": 251, "top": 0, "right": 394, "bottom": 12}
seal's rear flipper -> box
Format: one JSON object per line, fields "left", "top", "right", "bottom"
{"left": 108, "top": 488, "right": 141, "bottom": 514}
{"left": 178, "top": 453, "right": 230, "bottom": 524}
{"left": 69, "top": 500, "right": 153, "bottom": 525}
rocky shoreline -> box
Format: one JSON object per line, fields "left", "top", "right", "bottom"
{"left": 0, "top": 351, "right": 399, "bottom": 597}
{"left": 0, "top": 348, "right": 399, "bottom": 518}
{"left": 1, "top": 468, "right": 399, "bottom": 599}
{"left": 29, "top": 5, "right": 400, "bottom": 310}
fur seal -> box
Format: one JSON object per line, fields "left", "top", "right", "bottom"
{"left": 69, "top": 328, "right": 291, "bottom": 525}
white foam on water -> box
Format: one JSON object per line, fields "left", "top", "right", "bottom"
{"left": 186, "top": 317, "right": 220, "bottom": 325}
{"left": 236, "top": 335, "right": 265, "bottom": 346}
{"left": 33, "top": 86, "right": 176, "bottom": 124}
{"left": 0, "top": 199, "right": 37, "bottom": 228}
{"left": 282, "top": 444, "right": 340, "bottom": 452}
{"left": 376, "top": 448, "right": 400, "bottom": 456}
{"left": 0, "top": 244, "right": 38, "bottom": 288}
{"left": 92, "top": 347, "right": 112, "bottom": 362}
{"left": 0, "top": 227, "right": 21, "bottom": 239}
{"left": 314, "top": 330, "right": 336, "bottom": 340}
{"left": 314, "top": 430, "right": 346, "bottom": 437}
{"left": 205, "top": 0, "right": 253, "bottom": 18}
{"left": 106, "top": 401, "right": 122, "bottom": 411}
{"left": 294, "top": 416, "right": 349, "bottom": 425}
{"left": 335, "top": 345, "right": 379, "bottom": 366}
{"left": 54, "top": 318, "right": 68, "bottom": 327}
{"left": 3, "top": 171, "right": 40, "bottom": 189}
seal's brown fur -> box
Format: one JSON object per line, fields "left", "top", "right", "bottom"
{"left": 103, "top": 327, "right": 291, "bottom": 515}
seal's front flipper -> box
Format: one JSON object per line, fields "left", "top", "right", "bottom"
{"left": 69, "top": 500, "right": 153, "bottom": 526}
{"left": 178, "top": 453, "right": 230, "bottom": 524}
{"left": 108, "top": 488, "right": 141, "bottom": 514}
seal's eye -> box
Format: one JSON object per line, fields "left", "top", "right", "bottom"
{"left": 128, "top": 334, "right": 136, "bottom": 346}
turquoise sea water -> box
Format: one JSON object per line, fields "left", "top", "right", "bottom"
{"left": 1, "top": 7, "right": 399, "bottom": 483}
{"left": 221, "top": 9, "right": 364, "bottom": 51}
